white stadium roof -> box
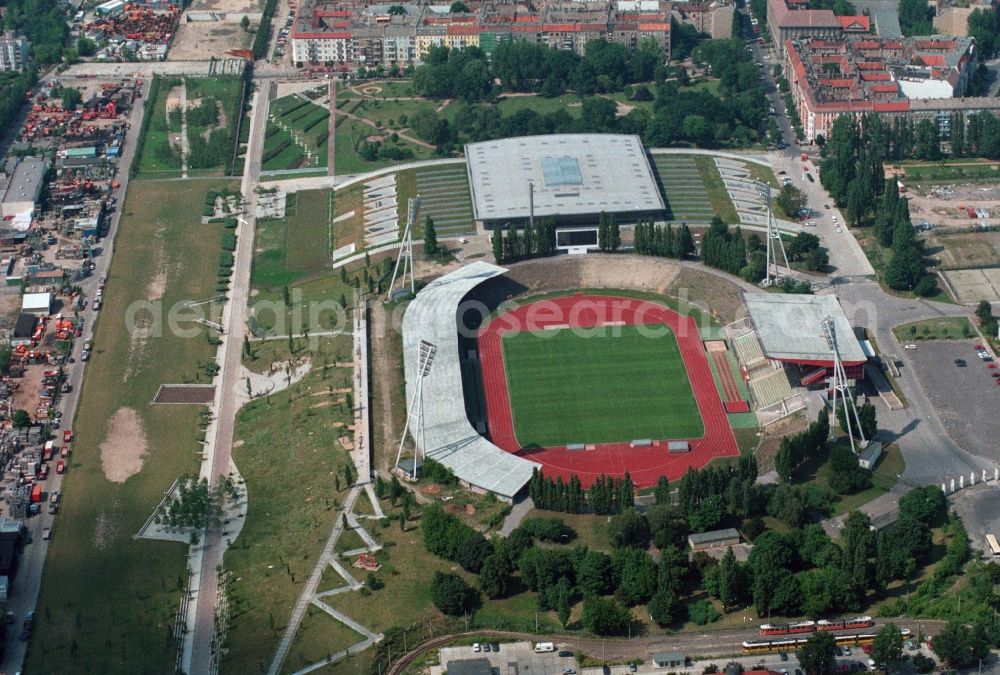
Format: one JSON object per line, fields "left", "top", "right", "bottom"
{"left": 465, "top": 134, "right": 665, "bottom": 222}
{"left": 743, "top": 293, "right": 867, "bottom": 364}
{"left": 401, "top": 261, "right": 539, "bottom": 498}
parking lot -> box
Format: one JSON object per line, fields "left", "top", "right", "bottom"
{"left": 439, "top": 641, "right": 578, "bottom": 675}
{"left": 904, "top": 339, "right": 1000, "bottom": 458}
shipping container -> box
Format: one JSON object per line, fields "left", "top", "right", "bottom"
{"left": 31, "top": 484, "right": 41, "bottom": 503}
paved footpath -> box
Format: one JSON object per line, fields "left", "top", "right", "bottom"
{"left": 184, "top": 80, "right": 272, "bottom": 674}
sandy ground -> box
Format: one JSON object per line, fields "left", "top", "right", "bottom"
{"left": 100, "top": 407, "right": 149, "bottom": 483}
{"left": 169, "top": 21, "right": 253, "bottom": 62}
{"left": 906, "top": 182, "right": 1000, "bottom": 229}
{"left": 125, "top": 247, "right": 167, "bottom": 381}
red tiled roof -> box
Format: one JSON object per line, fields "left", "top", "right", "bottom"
{"left": 447, "top": 25, "right": 479, "bottom": 35}
{"left": 874, "top": 101, "right": 910, "bottom": 112}
{"left": 639, "top": 21, "right": 670, "bottom": 31}
{"left": 871, "top": 83, "right": 899, "bottom": 93}
{"left": 292, "top": 31, "right": 351, "bottom": 39}
{"left": 838, "top": 15, "right": 869, "bottom": 30}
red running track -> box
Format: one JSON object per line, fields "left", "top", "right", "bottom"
{"left": 710, "top": 350, "right": 743, "bottom": 404}
{"left": 478, "top": 295, "right": 739, "bottom": 488}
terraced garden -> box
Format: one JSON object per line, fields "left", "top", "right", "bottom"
{"left": 651, "top": 154, "right": 736, "bottom": 224}
{"left": 262, "top": 93, "right": 330, "bottom": 172}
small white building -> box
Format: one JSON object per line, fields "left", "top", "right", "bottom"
{"left": 22, "top": 292, "right": 53, "bottom": 316}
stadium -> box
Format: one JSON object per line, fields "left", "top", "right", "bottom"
{"left": 400, "top": 259, "right": 871, "bottom": 501}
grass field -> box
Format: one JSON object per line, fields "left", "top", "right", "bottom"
{"left": 333, "top": 117, "right": 433, "bottom": 175}
{"left": 263, "top": 93, "right": 330, "bottom": 172}
{"left": 222, "top": 336, "right": 355, "bottom": 675}
{"left": 25, "top": 179, "right": 238, "bottom": 672}
{"left": 502, "top": 325, "right": 703, "bottom": 447}
{"left": 185, "top": 76, "right": 244, "bottom": 174}
{"left": 893, "top": 316, "right": 975, "bottom": 342}
{"left": 135, "top": 76, "right": 183, "bottom": 177}
{"left": 252, "top": 189, "right": 333, "bottom": 292}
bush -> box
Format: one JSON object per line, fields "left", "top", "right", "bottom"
{"left": 430, "top": 571, "right": 478, "bottom": 616}
{"left": 581, "top": 596, "right": 631, "bottom": 636}
{"left": 521, "top": 517, "right": 575, "bottom": 543}
{"left": 221, "top": 232, "right": 237, "bottom": 252}
{"left": 687, "top": 599, "right": 721, "bottom": 625}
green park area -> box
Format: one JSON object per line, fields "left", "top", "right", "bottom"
{"left": 893, "top": 317, "right": 976, "bottom": 342}
{"left": 221, "top": 335, "right": 357, "bottom": 675}
{"left": 263, "top": 93, "right": 330, "bottom": 172}
{"left": 502, "top": 325, "right": 703, "bottom": 447}
{"left": 252, "top": 188, "right": 333, "bottom": 292}
{"left": 26, "top": 179, "right": 239, "bottom": 672}
{"left": 134, "top": 76, "right": 245, "bottom": 178}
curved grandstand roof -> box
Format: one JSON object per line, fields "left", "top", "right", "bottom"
{"left": 743, "top": 293, "right": 867, "bottom": 365}
{"left": 465, "top": 134, "right": 665, "bottom": 222}
{"left": 402, "top": 261, "right": 539, "bottom": 499}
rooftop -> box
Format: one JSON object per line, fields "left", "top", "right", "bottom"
{"left": 688, "top": 527, "right": 740, "bottom": 544}
{"left": 743, "top": 293, "right": 867, "bottom": 365}
{"left": 1, "top": 157, "right": 46, "bottom": 208}
{"left": 402, "top": 262, "right": 539, "bottom": 498}
{"left": 465, "top": 134, "right": 665, "bottom": 222}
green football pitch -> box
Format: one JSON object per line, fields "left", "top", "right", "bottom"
{"left": 502, "top": 325, "right": 704, "bottom": 447}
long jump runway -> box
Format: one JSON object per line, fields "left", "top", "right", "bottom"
{"left": 477, "top": 294, "right": 739, "bottom": 488}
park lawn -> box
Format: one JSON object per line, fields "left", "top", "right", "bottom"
{"left": 332, "top": 182, "right": 365, "bottom": 252}
{"left": 286, "top": 189, "right": 333, "bottom": 273}
{"left": 693, "top": 154, "right": 739, "bottom": 224}
{"left": 502, "top": 325, "right": 703, "bottom": 448}
{"left": 25, "top": 179, "right": 238, "bottom": 673}
{"left": 893, "top": 317, "right": 975, "bottom": 342}
{"left": 135, "top": 76, "right": 183, "bottom": 177}
{"left": 243, "top": 333, "right": 354, "bottom": 375}
{"left": 222, "top": 337, "right": 354, "bottom": 675}
{"left": 334, "top": 118, "right": 433, "bottom": 174}
{"left": 354, "top": 98, "right": 439, "bottom": 130}
{"left": 792, "top": 439, "right": 905, "bottom": 518}
{"left": 185, "top": 76, "right": 244, "bottom": 173}
{"left": 281, "top": 605, "right": 366, "bottom": 675}
{"left": 340, "top": 79, "right": 416, "bottom": 101}
{"left": 521, "top": 508, "right": 613, "bottom": 551}
{"left": 495, "top": 93, "right": 583, "bottom": 118}
{"left": 324, "top": 512, "right": 479, "bottom": 634}
{"left": 334, "top": 527, "right": 367, "bottom": 553}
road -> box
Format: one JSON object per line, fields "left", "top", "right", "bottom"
{"left": 2, "top": 78, "right": 149, "bottom": 673}
{"left": 388, "top": 619, "right": 947, "bottom": 675}
{"left": 186, "top": 77, "right": 271, "bottom": 674}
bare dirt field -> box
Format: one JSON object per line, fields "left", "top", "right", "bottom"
{"left": 667, "top": 267, "right": 745, "bottom": 324}
{"left": 906, "top": 182, "right": 1000, "bottom": 229}
{"left": 927, "top": 230, "right": 1000, "bottom": 269}
{"left": 941, "top": 268, "right": 1000, "bottom": 304}
{"left": 170, "top": 19, "right": 253, "bottom": 61}
{"left": 502, "top": 255, "right": 681, "bottom": 296}
{"left": 100, "top": 407, "right": 150, "bottom": 483}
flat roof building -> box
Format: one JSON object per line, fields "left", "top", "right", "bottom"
{"left": 766, "top": 0, "right": 869, "bottom": 49}
{"left": 688, "top": 527, "right": 740, "bottom": 550}
{"left": 0, "top": 32, "right": 29, "bottom": 72}
{"left": 22, "top": 292, "right": 53, "bottom": 316}
{"left": 744, "top": 293, "right": 867, "bottom": 365}
{"left": 0, "top": 157, "right": 47, "bottom": 218}
{"left": 465, "top": 134, "right": 665, "bottom": 229}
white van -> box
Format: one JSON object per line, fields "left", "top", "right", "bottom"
{"left": 534, "top": 642, "right": 555, "bottom": 653}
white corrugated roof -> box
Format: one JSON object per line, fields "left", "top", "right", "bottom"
{"left": 743, "top": 293, "right": 867, "bottom": 364}
{"left": 401, "top": 262, "right": 539, "bottom": 498}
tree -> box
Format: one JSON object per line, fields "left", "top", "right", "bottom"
{"left": 872, "top": 623, "right": 904, "bottom": 669}
{"left": 647, "top": 588, "right": 677, "bottom": 626}
{"left": 77, "top": 35, "right": 97, "bottom": 56}
{"left": 898, "top": 485, "right": 947, "bottom": 527}
{"left": 608, "top": 509, "right": 650, "bottom": 549}
{"left": 240, "top": 15, "right": 250, "bottom": 31}
{"left": 555, "top": 577, "right": 572, "bottom": 628}
{"left": 387, "top": 4, "right": 405, "bottom": 13}
{"left": 423, "top": 216, "right": 438, "bottom": 256}
{"left": 654, "top": 476, "right": 670, "bottom": 505}
{"left": 717, "top": 546, "right": 741, "bottom": 611}
{"left": 932, "top": 619, "right": 990, "bottom": 668}
{"left": 479, "top": 554, "right": 509, "bottom": 599}
{"left": 581, "top": 596, "right": 631, "bottom": 636}
{"left": 449, "top": 1, "right": 470, "bottom": 11}
{"left": 776, "top": 184, "right": 808, "bottom": 219}
{"left": 61, "top": 87, "right": 82, "bottom": 110}
{"left": 800, "top": 631, "right": 837, "bottom": 675}
{"left": 12, "top": 409, "right": 30, "bottom": 428}
{"left": 430, "top": 571, "right": 478, "bottom": 616}
{"left": 576, "top": 549, "right": 615, "bottom": 597}
{"left": 899, "top": 0, "right": 933, "bottom": 35}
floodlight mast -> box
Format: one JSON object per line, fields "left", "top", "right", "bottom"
{"left": 393, "top": 340, "right": 437, "bottom": 479}
{"left": 755, "top": 180, "right": 790, "bottom": 286}
{"left": 821, "top": 316, "right": 866, "bottom": 454}
{"left": 386, "top": 195, "right": 422, "bottom": 301}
